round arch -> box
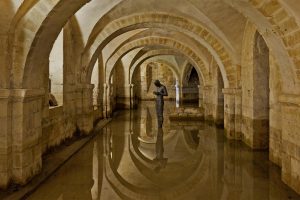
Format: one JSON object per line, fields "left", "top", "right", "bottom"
{"left": 103, "top": 37, "right": 209, "bottom": 87}
{"left": 82, "top": 13, "right": 234, "bottom": 87}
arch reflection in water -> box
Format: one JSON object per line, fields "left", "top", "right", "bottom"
{"left": 26, "top": 102, "right": 300, "bottom": 200}
{"left": 104, "top": 102, "right": 205, "bottom": 200}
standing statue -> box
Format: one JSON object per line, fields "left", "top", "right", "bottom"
{"left": 153, "top": 80, "right": 168, "bottom": 128}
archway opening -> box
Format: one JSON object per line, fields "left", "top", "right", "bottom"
{"left": 49, "top": 30, "right": 63, "bottom": 107}
{"left": 253, "top": 31, "right": 270, "bottom": 149}
{"left": 91, "top": 59, "right": 99, "bottom": 111}
{"left": 182, "top": 64, "right": 200, "bottom": 107}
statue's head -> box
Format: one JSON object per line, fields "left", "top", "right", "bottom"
{"left": 154, "top": 80, "right": 161, "bottom": 87}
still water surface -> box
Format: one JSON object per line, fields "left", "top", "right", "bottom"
{"left": 27, "top": 102, "right": 300, "bottom": 200}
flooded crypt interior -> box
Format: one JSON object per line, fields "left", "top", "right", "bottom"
{"left": 1, "top": 0, "right": 300, "bottom": 199}
{"left": 21, "top": 102, "right": 300, "bottom": 200}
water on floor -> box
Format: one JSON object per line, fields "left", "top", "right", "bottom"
{"left": 27, "top": 102, "right": 300, "bottom": 200}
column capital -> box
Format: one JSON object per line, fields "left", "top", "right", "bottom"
{"left": 222, "top": 88, "right": 241, "bottom": 95}
{"left": 279, "top": 93, "right": 300, "bottom": 106}
{"left": 202, "top": 85, "right": 213, "bottom": 90}
{"left": 77, "top": 83, "right": 94, "bottom": 89}
{"left": 0, "top": 89, "right": 45, "bottom": 100}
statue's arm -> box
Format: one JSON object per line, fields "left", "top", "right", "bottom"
{"left": 161, "top": 86, "right": 168, "bottom": 96}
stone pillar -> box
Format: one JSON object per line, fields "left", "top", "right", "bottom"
{"left": 175, "top": 80, "right": 180, "bottom": 108}
{"left": 279, "top": 94, "right": 300, "bottom": 194}
{"left": 103, "top": 83, "right": 108, "bottom": 118}
{"left": 179, "top": 84, "right": 183, "bottom": 105}
{"left": 116, "top": 84, "right": 133, "bottom": 109}
{"left": 197, "top": 85, "right": 203, "bottom": 107}
{"left": 0, "top": 90, "right": 11, "bottom": 188}
{"left": 76, "top": 84, "right": 94, "bottom": 134}
{"left": 10, "top": 89, "right": 44, "bottom": 186}
{"left": 96, "top": 83, "right": 104, "bottom": 118}
{"left": 223, "top": 88, "right": 241, "bottom": 140}
{"left": 130, "top": 84, "right": 137, "bottom": 109}
{"left": 103, "top": 83, "right": 113, "bottom": 118}
{"left": 203, "top": 85, "right": 214, "bottom": 121}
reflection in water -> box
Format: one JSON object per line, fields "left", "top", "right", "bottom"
{"left": 154, "top": 128, "right": 168, "bottom": 173}
{"left": 91, "top": 141, "right": 98, "bottom": 200}
{"left": 27, "top": 102, "right": 300, "bottom": 200}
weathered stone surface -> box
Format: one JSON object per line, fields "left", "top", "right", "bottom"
{"left": 1, "top": 0, "right": 300, "bottom": 195}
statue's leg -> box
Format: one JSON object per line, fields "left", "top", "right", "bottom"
{"left": 157, "top": 116, "right": 163, "bottom": 128}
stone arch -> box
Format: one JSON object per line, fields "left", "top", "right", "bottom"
{"left": 84, "top": 27, "right": 214, "bottom": 84}
{"left": 112, "top": 28, "right": 211, "bottom": 80}
{"left": 104, "top": 37, "right": 209, "bottom": 87}
{"left": 82, "top": 13, "right": 234, "bottom": 87}
{"left": 139, "top": 58, "right": 180, "bottom": 83}
{"left": 181, "top": 62, "right": 202, "bottom": 106}
{"left": 181, "top": 62, "right": 203, "bottom": 87}
{"left": 225, "top": 0, "right": 300, "bottom": 93}
{"left": 10, "top": 0, "right": 90, "bottom": 88}
{"left": 241, "top": 21, "right": 272, "bottom": 150}
{"left": 130, "top": 49, "right": 195, "bottom": 84}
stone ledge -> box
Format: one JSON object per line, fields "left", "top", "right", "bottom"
{"left": 279, "top": 93, "right": 300, "bottom": 106}
{"left": 48, "top": 106, "right": 63, "bottom": 117}
{"left": 222, "top": 88, "right": 242, "bottom": 95}
{"left": 0, "top": 118, "right": 111, "bottom": 200}
{"left": 0, "top": 89, "right": 45, "bottom": 99}
{"left": 169, "top": 107, "right": 204, "bottom": 121}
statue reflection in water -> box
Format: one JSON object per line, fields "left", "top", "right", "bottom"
{"left": 153, "top": 80, "right": 168, "bottom": 172}
{"left": 153, "top": 128, "right": 168, "bottom": 172}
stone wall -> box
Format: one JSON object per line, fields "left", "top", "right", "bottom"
{"left": 135, "top": 62, "right": 176, "bottom": 101}
{"left": 203, "top": 59, "right": 224, "bottom": 125}
{"left": 49, "top": 31, "right": 64, "bottom": 105}
{"left": 280, "top": 95, "right": 300, "bottom": 193}
{"left": 42, "top": 106, "right": 76, "bottom": 153}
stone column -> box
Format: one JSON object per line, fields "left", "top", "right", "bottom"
{"left": 175, "top": 80, "right": 180, "bottom": 108}
{"left": 103, "top": 83, "right": 113, "bottom": 118}
{"left": 203, "top": 85, "right": 213, "bottom": 121}
{"left": 130, "top": 84, "right": 136, "bottom": 109}
{"left": 116, "top": 84, "right": 133, "bottom": 109}
{"left": 76, "top": 84, "right": 94, "bottom": 134}
{"left": 179, "top": 84, "right": 183, "bottom": 105}
{"left": 234, "top": 89, "right": 242, "bottom": 139}
{"left": 95, "top": 83, "right": 103, "bottom": 119}
{"left": 0, "top": 89, "right": 11, "bottom": 188}
{"left": 279, "top": 94, "right": 300, "bottom": 194}
{"left": 103, "top": 83, "right": 108, "bottom": 118}
{"left": 222, "top": 88, "right": 241, "bottom": 140}
{"left": 197, "top": 85, "right": 203, "bottom": 107}
{"left": 10, "top": 89, "right": 44, "bottom": 186}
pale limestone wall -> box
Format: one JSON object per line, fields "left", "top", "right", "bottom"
{"left": 240, "top": 20, "right": 300, "bottom": 194}
{"left": 269, "top": 55, "right": 282, "bottom": 167}
{"left": 241, "top": 22, "right": 282, "bottom": 155}
{"left": 203, "top": 59, "right": 224, "bottom": 125}
{"left": 0, "top": 90, "right": 11, "bottom": 188}
{"left": 91, "top": 60, "right": 99, "bottom": 108}
{"left": 138, "top": 62, "right": 176, "bottom": 101}
{"left": 280, "top": 95, "right": 300, "bottom": 193}
{"left": 42, "top": 106, "right": 75, "bottom": 153}
{"left": 241, "top": 22, "right": 256, "bottom": 147}
{"left": 49, "top": 31, "right": 64, "bottom": 105}
{"left": 1, "top": 0, "right": 300, "bottom": 195}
